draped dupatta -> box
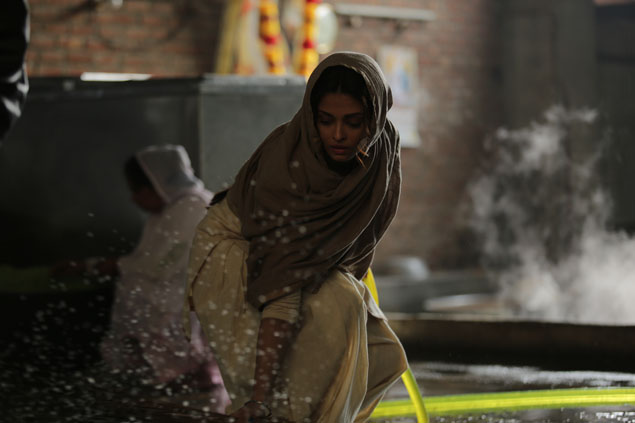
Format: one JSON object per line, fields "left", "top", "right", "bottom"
{"left": 227, "top": 52, "right": 401, "bottom": 308}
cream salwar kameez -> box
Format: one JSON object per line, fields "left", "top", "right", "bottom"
{"left": 184, "top": 199, "right": 407, "bottom": 422}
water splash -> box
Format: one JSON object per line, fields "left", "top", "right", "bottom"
{"left": 469, "top": 106, "right": 635, "bottom": 325}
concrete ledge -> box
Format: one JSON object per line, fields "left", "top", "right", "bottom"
{"left": 388, "top": 313, "right": 635, "bottom": 371}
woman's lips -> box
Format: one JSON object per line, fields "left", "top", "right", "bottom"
{"left": 329, "top": 146, "right": 350, "bottom": 155}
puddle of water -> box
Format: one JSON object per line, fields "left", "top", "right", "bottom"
{"left": 372, "top": 408, "right": 635, "bottom": 423}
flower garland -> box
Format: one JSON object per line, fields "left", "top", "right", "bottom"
{"left": 297, "top": 0, "right": 321, "bottom": 78}
{"left": 259, "top": 0, "right": 286, "bottom": 74}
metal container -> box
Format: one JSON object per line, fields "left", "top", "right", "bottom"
{"left": 0, "top": 75, "right": 305, "bottom": 265}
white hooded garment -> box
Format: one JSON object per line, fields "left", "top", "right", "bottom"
{"left": 101, "top": 145, "right": 217, "bottom": 384}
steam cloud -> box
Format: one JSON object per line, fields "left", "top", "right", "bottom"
{"left": 469, "top": 106, "right": 635, "bottom": 325}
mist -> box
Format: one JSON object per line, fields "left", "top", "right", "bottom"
{"left": 469, "top": 106, "right": 635, "bottom": 325}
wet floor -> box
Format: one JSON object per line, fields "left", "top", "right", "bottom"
{"left": 408, "top": 409, "right": 635, "bottom": 423}
{"left": 2, "top": 290, "right": 635, "bottom": 422}
{"left": 4, "top": 355, "right": 635, "bottom": 423}
{"left": 380, "top": 362, "right": 635, "bottom": 422}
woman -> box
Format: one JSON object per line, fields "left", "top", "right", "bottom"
{"left": 184, "top": 52, "right": 407, "bottom": 422}
{"left": 99, "top": 145, "right": 228, "bottom": 410}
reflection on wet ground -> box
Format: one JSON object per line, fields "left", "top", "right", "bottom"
{"left": 404, "top": 362, "right": 635, "bottom": 396}
{"left": 4, "top": 355, "right": 635, "bottom": 422}
{"left": 379, "top": 362, "right": 635, "bottom": 422}
{"left": 2, "top": 286, "right": 635, "bottom": 422}
{"left": 421, "top": 409, "right": 635, "bottom": 423}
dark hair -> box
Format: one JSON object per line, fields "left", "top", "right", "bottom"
{"left": 310, "top": 65, "right": 372, "bottom": 126}
{"left": 124, "top": 156, "right": 153, "bottom": 192}
{"left": 210, "top": 188, "right": 229, "bottom": 206}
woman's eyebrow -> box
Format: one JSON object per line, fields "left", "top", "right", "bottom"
{"left": 317, "top": 110, "right": 363, "bottom": 118}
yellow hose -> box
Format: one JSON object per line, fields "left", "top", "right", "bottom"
{"left": 371, "top": 387, "right": 635, "bottom": 419}
{"left": 362, "top": 271, "right": 635, "bottom": 421}
{"left": 363, "top": 270, "right": 430, "bottom": 423}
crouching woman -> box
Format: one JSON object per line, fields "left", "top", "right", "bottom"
{"left": 184, "top": 52, "right": 407, "bottom": 423}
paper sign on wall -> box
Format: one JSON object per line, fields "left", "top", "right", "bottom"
{"left": 378, "top": 46, "right": 421, "bottom": 148}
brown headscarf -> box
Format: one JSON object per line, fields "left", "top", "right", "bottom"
{"left": 227, "top": 51, "right": 401, "bottom": 309}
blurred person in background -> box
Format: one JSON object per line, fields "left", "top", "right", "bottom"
{"left": 54, "top": 145, "right": 229, "bottom": 410}
{"left": 0, "top": 0, "right": 29, "bottom": 144}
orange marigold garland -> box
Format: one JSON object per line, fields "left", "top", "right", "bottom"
{"left": 259, "top": 0, "right": 286, "bottom": 74}
{"left": 297, "top": 0, "right": 321, "bottom": 78}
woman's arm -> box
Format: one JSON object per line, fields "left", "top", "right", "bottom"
{"left": 230, "top": 318, "right": 295, "bottom": 421}
{"left": 252, "top": 317, "right": 295, "bottom": 401}
{"left": 230, "top": 289, "right": 301, "bottom": 422}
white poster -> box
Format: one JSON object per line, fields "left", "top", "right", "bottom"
{"left": 378, "top": 46, "right": 421, "bottom": 148}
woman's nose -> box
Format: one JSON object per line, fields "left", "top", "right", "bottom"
{"left": 334, "top": 121, "right": 345, "bottom": 141}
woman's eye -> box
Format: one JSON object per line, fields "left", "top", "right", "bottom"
{"left": 347, "top": 121, "right": 363, "bottom": 128}
{"left": 318, "top": 119, "right": 333, "bottom": 126}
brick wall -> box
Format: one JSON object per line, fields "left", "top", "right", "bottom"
{"left": 26, "top": 0, "right": 503, "bottom": 270}
{"left": 330, "top": 0, "right": 503, "bottom": 269}
{"left": 27, "top": 0, "right": 224, "bottom": 76}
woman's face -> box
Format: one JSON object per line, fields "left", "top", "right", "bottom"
{"left": 316, "top": 92, "right": 366, "bottom": 163}
{"left": 129, "top": 183, "right": 164, "bottom": 214}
